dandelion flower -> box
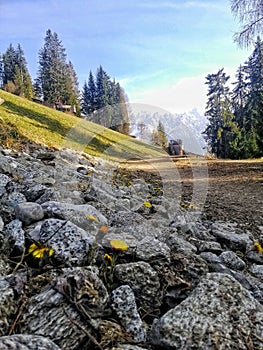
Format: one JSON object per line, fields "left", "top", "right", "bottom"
{"left": 143, "top": 201, "right": 152, "bottom": 208}
{"left": 28, "top": 242, "right": 54, "bottom": 259}
{"left": 110, "top": 239, "right": 129, "bottom": 251}
{"left": 86, "top": 214, "right": 99, "bottom": 222}
{"left": 254, "top": 242, "right": 263, "bottom": 254}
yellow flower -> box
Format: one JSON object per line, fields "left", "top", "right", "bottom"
{"left": 254, "top": 242, "right": 263, "bottom": 254}
{"left": 86, "top": 214, "right": 99, "bottom": 222}
{"left": 28, "top": 242, "right": 54, "bottom": 259}
{"left": 104, "top": 253, "right": 113, "bottom": 263}
{"left": 143, "top": 201, "right": 152, "bottom": 208}
{"left": 110, "top": 239, "right": 129, "bottom": 251}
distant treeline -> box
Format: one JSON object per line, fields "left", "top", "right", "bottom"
{"left": 0, "top": 29, "right": 129, "bottom": 135}
{"left": 204, "top": 37, "right": 263, "bottom": 159}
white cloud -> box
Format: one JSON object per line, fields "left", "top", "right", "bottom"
{"left": 127, "top": 74, "right": 208, "bottom": 115}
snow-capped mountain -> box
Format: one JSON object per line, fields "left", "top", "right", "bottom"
{"left": 129, "top": 105, "right": 208, "bottom": 155}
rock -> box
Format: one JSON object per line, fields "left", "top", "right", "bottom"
{"left": 199, "top": 252, "right": 222, "bottom": 264}
{"left": 28, "top": 218, "right": 95, "bottom": 266}
{"left": 41, "top": 201, "right": 107, "bottom": 230}
{"left": 111, "top": 285, "right": 146, "bottom": 342}
{"left": 219, "top": 250, "right": 246, "bottom": 270}
{"left": 20, "top": 267, "right": 108, "bottom": 349}
{"left": 0, "top": 276, "right": 18, "bottom": 336}
{"left": 0, "top": 216, "right": 4, "bottom": 231}
{"left": 211, "top": 221, "right": 253, "bottom": 251}
{"left": 166, "top": 234, "right": 197, "bottom": 255}
{"left": 3, "top": 219, "right": 25, "bottom": 254}
{"left": 246, "top": 250, "right": 263, "bottom": 264}
{"left": 250, "top": 264, "right": 263, "bottom": 279}
{"left": 14, "top": 202, "right": 44, "bottom": 226}
{"left": 1, "top": 191, "right": 27, "bottom": 208}
{"left": 0, "top": 174, "right": 11, "bottom": 187}
{"left": 114, "top": 261, "right": 161, "bottom": 315}
{"left": 136, "top": 237, "right": 170, "bottom": 264}
{"left": 0, "top": 334, "right": 61, "bottom": 350}
{"left": 196, "top": 240, "right": 223, "bottom": 254}
{"left": 111, "top": 345, "right": 149, "bottom": 350}
{"left": 151, "top": 273, "right": 263, "bottom": 349}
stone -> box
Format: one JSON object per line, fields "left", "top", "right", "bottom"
{"left": 3, "top": 219, "right": 25, "bottom": 254}
{"left": 41, "top": 201, "right": 107, "bottom": 231}
{"left": 250, "top": 264, "right": 263, "bottom": 279}
{"left": 0, "top": 335, "right": 61, "bottom": 350}
{"left": 28, "top": 218, "right": 95, "bottom": 266}
{"left": 197, "top": 240, "right": 223, "bottom": 254}
{"left": 151, "top": 273, "right": 263, "bottom": 349}
{"left": 14, "top": 202, "right": 44, "bottom": 226}
{"left": 0, "top": 216, "right": 4, "bottom": 231}
{"left": 166, "top": 234, "right": 197, "bottom": 255}
{"left": 114, "top": 261, "right": 161, "bottom": 314}
{"left": 211, "top": 221, "right": 253, "bottom": 251}
{"left": 20, "top": 267, "right": 108, "bottom": 350}
{"left": 0, "top": 276, "right": 18, "bottom": 336}
{"left": 1, "top": 191, "right": 27, "bottom": 208}
{"left": 199, "top": 252, "right": 222, "bottom": 264}
{"left": 136, "top": 236, "right": 170, "bottom": 264}
{"left": 0, "top": 173, "right": 11, "bottom": 187}
{"left": 219, "top": 250, "right": 246, "bottom": 270}
{"left": 111, "top": 285, "right": 146, "bottom": 342}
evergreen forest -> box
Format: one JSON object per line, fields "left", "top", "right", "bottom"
{"left": 204, "top": 37, "right": 263, "bottom": 159}
{"left": 0, "top": 29, "right": 130, "bottom": 135}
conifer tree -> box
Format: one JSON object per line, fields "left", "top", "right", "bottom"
{"left": 204, "top": 68, "right": 237, "bottom": 158}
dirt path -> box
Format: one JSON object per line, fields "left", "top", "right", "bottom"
{"left": 124, "top": 156, "right": 263, "bottom": 237}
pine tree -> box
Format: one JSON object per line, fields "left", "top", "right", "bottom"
{"left": 2, "top": 43, "right": 33, "bottom": 98}
{"left": 38, "top": 29, "right": 78, "bottom": 107}
{"left": 2, "top": 44, "right": 17, "bottom": 86}
{"left": 81, "top": 71, "right": 96, "bottom": 116}
{"left": 151, "top": 121, "right": 168, "bottom": 149}
{"left": 14, "top": 44, "right": 33, "bottom": 98}
{"left": 204, "top": 68, "right": 236, "bottom": 158}
{"left": 0, "top": 54, "right": 3, "bottom": 88}
{"left": 243, "top": 37, "right": 263, "bottom": 156}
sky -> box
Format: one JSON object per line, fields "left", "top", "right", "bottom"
{"left": 0, "top": 0, "right": 251, "bottom": 115}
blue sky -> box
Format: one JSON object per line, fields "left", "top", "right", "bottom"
{"left": 0, "top": 0, "right": 250, "bottom": 114}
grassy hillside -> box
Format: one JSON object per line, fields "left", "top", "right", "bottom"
{"left": 0, "top": 90, "right": 165, "bottom": 162}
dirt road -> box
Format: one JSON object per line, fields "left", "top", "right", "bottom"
{"left": 123, "top": 156, "right": 263, "bottom": 237}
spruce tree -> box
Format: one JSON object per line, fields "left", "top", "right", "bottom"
{"left": 2, "top": 44, "right": 17, "bottom": 86}
{"left": 204, "top": 68, "right": 236, "bottom": 158}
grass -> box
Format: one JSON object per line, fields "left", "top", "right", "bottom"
{"left": 0, "top": 90, "right": 166, "bottom": 163}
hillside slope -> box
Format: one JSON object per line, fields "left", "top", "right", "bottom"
{"left": 0, "top": 90, "right": 165, "bottom": 162}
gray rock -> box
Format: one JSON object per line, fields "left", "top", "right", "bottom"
{"left": 219, "top": 250, "right": 246, "bottom": 270}
{"left": 41, "top": 201, "right": 107, "bottom": 231}
{"left": 0, "top": 276, "right": 18, "bottom": 336}
{"left": 20, "top": 267, "right": 108, "bottom": 349}
{"left": 22, "top": 183, "right": 50, "bottom": 201}
{"left": 199, "top": 251, "right": 222, "bottom": 264}
{"left": 1, "top": 191, "right": 27, "bottom": 208}
{"left": 197, "top": 240, "right": 223, "bottom": 254}
{"left": 3, "top": 219, "right": 25, "bottom": 254}
{"left": 211, "top": 221, "right": 253, "bottom": 251}
{"left": 114, "top": 261, "right": 161, "bottom": 314}
{"left": 151, "top": 273, "right": 263, "bottom": 349}
{"left": 111, "top": 285, "right": 146, "bottom": 342}
{"left": 0, "top": 335, "right": 61, "bottom": 350}
{"left": 28, "top": 218, "right": 94, "bottom": 266}
{"left": 111, "top": 345, "right": 148, "bottom": 350}
{"left": 0, "top": 173, "right": 11, "bottom": 187}
{"left": 250, "top": 264, "right": 263, "bottom": 279}
{"left": 136, "top": 236, "right": 170, "bottom": 263}
{"left": 15, "top": 202, "right": 44, "bottom": 226}
{"left": 166, "top": 234, "right": 197, "bottom": 255}
{"left": 246, "top": 250, "right": 263, "bottom": 264}
{"left": 0, "top": 216, "right": 4, "bottom": 231}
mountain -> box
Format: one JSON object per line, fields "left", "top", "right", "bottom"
{"left": 129, "top": 105, "right": 208, "bottom": 155}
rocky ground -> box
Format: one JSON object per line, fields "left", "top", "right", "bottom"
{"left": 0, "top": 145, "right": 263, "bottom": 350}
